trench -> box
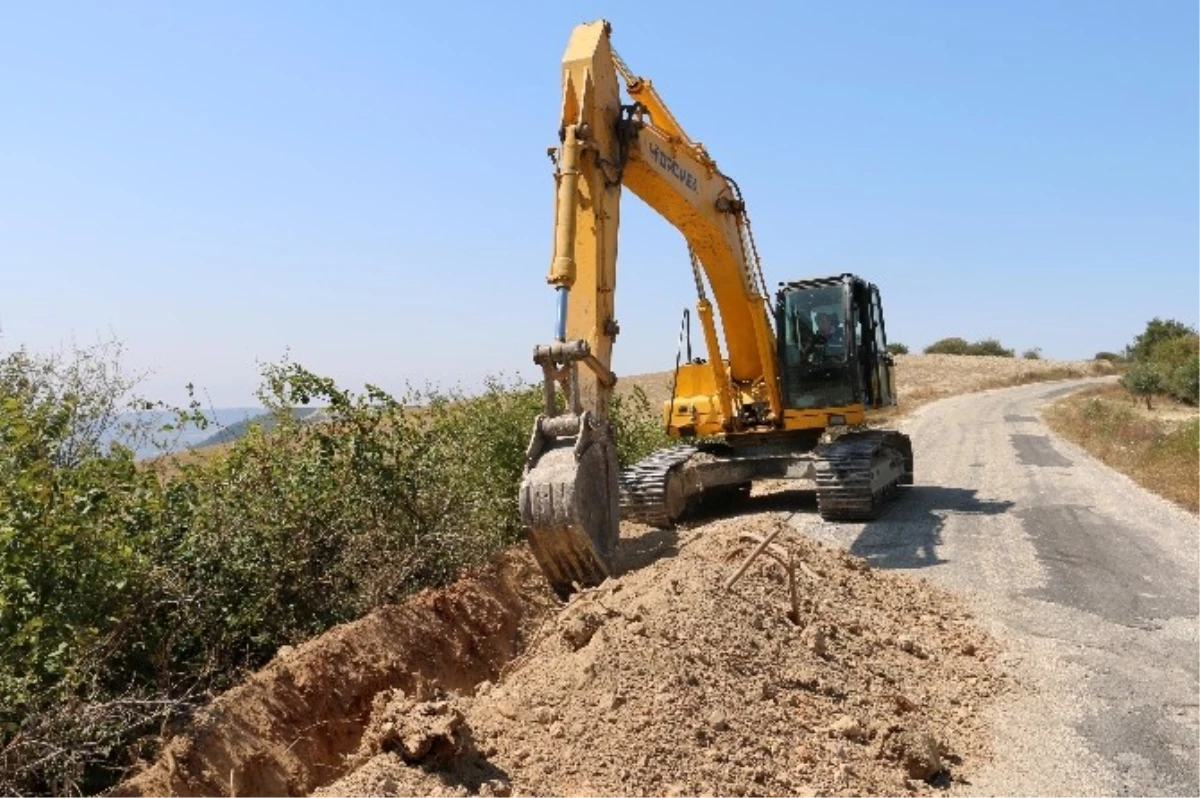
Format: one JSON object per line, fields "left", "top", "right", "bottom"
{"left": 112, "top": 550, "right": 559, "bottom": 798}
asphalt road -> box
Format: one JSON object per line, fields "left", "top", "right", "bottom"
{"left": 793, "top": 379, "right": 1199, "bottom": 796}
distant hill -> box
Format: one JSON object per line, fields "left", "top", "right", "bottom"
{"left": 194, "top": 407, "right": 324, "bottom": 448}
{"left": 100, "top": 407, "right": 262, "bottom": 459}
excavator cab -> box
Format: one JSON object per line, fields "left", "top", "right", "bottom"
{"left": 777, "top": 274, "right": 896, "bottom": 414}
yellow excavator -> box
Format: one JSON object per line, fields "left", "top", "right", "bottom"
{"left": 520, "top": 20, "right": 913, "bottom": 597}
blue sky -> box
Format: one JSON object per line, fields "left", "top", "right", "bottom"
{"left": 2, "top": 0, "right": 1196, "bottom": 406}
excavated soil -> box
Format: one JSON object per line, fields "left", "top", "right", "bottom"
{"left": 319, "top": 518, "right": 1005, "bottom": 797}
{"left": 114, "top": 513, "right": 1012, "bottom": 792}
{"left": 117, "top": 514, "right": 1009, "bottom": 797}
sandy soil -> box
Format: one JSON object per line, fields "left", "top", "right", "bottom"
{"left": 317, "top": 518, "right": 1007, "bottom": 798}
{"left": 116, "top": 519, "right": 1007, "bottom": 798}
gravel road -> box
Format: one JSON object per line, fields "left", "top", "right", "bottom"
{"left": 794, "top": 379, "right": 1199, "bottom": 796}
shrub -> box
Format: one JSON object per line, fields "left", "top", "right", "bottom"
{"left": 924, "top": 337, "right": 971, "bottom": 355}
{"left": 886, "top": 342, "right": 909, "bottom": 355}
{"left": 1149, "top": 334, "right": 1199, "bottom": 373}
{"left": 1166, "top": 356, "right": 1199, "bottom": 406}
{"left": 0, "top": 344, "right": 671, "bottom": 796}
{"left": 924, "top": 337, "right": 1015, "bottom": 357}
{"left": 1094, "top": 351, "right": 1124, "bottom": 363}
{"left": 1022, "top": 348, "right": 1042, "bottom": 360}
{"left": 609, "top": 386, "right": 672, "bottom": 468}
{"left": 0, "top": 344, "right": 189, "bottom": 795}
{"left": 969, "top": 338, "right": 1015, "bottom": 357}
{"left": 1122, "top": 362, "right": 1163, "bottom": 409}
{"left": 1129, "top": 318, "right": 1196, "bottom": 363}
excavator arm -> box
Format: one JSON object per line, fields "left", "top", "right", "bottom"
{"left": 520, "top": 20, "right": 781, "bottom": 596}
{"left": 544, "top": 20, "right": 780, "bottom": 425}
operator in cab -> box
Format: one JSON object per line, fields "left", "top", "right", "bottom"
{"left": 816, "top": 311, "right": 846, "bottom": 346}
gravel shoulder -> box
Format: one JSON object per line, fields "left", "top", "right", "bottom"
{"left": 797, "top": 378, "right": 1199, "bottom": 795}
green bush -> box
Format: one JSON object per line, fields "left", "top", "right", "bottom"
{"left": 1094, "top": 351, "right": 1124, "bottom": 363}
{"left": 1122, "top": 362, "right": 1163, "bottom": 409}
{"left": 609, "top": 386, "right": 672, "bottom": 468}
{"left": 923, "top": 337, "right": 971, "bottom": 355}
{"left": 1080, "top": 394, "right": 1135, "bottom": 426}
{"left": 969, "top": 338, "right": 1015, "bottom": 357}
{"left": 886, "top": 342, "right": 909, "bottom": 355}
{"left": 924, "top": 337, "right": 1015, "bottom": 357}
{"left": 0, "top": 344, "right": 187, "bottom": 795}
{"left": 1149, "top": 335, "right": 1199, "bottom": 372}
{"left": 0, "top": 346, "right": 669, "bottom": 796}
{"left": 1022, "top": 348, "right": 1042, "bottom": 360}
{"left": 1130, "top": 318, "right": 1196, "bottom": 363}
{"left": 1166, "top": 356, "right": 1199, "bottom": 406}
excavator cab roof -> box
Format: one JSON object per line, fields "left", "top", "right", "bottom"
{"left": 776, "top": 273, "right": 873, "bottom": 298}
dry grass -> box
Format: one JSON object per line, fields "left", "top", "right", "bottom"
{"left": 620, "top": 355, "right": 1117, "bottom": 427}
{"left": 871, "top": 355, "right": 1116, "bottom": 419}
{"left": 1044, "top": 383, "right": 1199, "bottom": 513}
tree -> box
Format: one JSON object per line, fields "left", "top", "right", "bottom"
{"left": 1130, "top": 318, "right": 1196, "bottom": 363}
{"left": 1022, "top": 348, "right": 1042, "bottom": 360}
{"left": 1122, "top": 363, "right": 1162, "bottom": 409}
{"left": 923, "top": 337, "right": 1015, "bottom": 357}
{"left": 886, "top": 342, "right": 909, "bottom": 355}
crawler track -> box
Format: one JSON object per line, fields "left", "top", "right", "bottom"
{"left": 813, "top": 430, "right": 912, "bottom": 521}
{"left": 618, "top": 445, "right": 699, "bottom": 528}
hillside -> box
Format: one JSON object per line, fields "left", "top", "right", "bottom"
{"left": 618, "top": 354, "right": 1114, "bottom": 414}
{"left": 193, "top": 407, "right": 323, "bottom": 448}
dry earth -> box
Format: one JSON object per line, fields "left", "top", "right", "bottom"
{"left": 316, "top": 517, "right": 1008, "bottom": 798}
{"left": 620, "top": 355, "right": 1113, "bottom": 426}
{"left": 114, "top": 356, "right": 1103, "bottom": 797}
{"left": 113, "top": 552, "right": 560, "bottom": 797}
{"left": 116, "top": 521, "right": 1006, "bottom": 798}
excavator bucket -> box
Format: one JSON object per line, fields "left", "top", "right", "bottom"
{"left": 520, "top": 412, "right": 620, "bottom": 598}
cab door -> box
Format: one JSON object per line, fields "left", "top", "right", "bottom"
{"left": 870, "top": 287, "right": 896, "bottom": 407}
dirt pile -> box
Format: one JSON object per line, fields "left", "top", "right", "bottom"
{"left": 317, "top": 516, "right": 1008, "bottom": 797}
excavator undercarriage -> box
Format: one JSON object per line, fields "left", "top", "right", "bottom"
{"left": 620, "top": 430, "right": 913, "bottom": 529}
